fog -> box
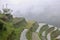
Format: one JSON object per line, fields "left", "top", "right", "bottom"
{"left": 0, "top": 0, "right": 60, "bottom": 27}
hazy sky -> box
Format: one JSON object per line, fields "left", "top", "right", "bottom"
{"left": 1, "top": 0, "right": 60, "bottom": 27}
{"left": 0, "top": 0, "right": 48, "bottom": 11}
{"left": 0, "top": 0, "right": 60, "bottom": 17}
{"left": 0, "top": 0, "right": 59, "bottom": 12}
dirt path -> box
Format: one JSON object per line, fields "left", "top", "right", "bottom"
{"left": 36, "top": 23, "right": 45, "bottom": 33}
{"left": 32, "top": 32, "right": 41, "bottom": 40}
{"left": 20, "top": 29, "right": 28, "bottom": 40}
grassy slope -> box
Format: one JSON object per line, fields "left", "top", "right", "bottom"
{"left": 0, "top": 20, "right": 14, "bottom": 40}
{"left": 0, "top": 14, "right": 39, "bottom": 40}
{"left": 12, "top": 18, "right": 27, "bottom": 40}
{"left": 26, "top": 21, "right": 34, "bottom": 40}
{"left": 26, "top": 21, "right": 39, "bottom": 40}
{"left": 0, "top": 17, "right": 27, "bottom": 40}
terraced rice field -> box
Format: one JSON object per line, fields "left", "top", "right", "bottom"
{"left": 20, "top": 23, "right": 60, "bottom": 40}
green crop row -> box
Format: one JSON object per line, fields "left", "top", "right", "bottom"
{"left": 26, "top": 21, "right": 39, "bottom": 40}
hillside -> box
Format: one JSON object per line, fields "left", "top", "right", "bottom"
{"left": 0, "top": 8, "right": 60, "bottom": 40}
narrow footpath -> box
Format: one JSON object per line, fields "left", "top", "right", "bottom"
{"left": 20, "top": 29, "right": 28, "bottom": 40}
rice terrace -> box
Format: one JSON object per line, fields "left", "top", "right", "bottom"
{"left": 0, "top": 5, "right": 60, "bottom": 40}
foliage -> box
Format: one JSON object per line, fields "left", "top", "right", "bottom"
{"left": 38, "top": 24, "right": 60, "bottom": 40}
{"left": 26, "top": 21, "right": 39, "bottom": 40}
{"left": 0, "top": 20, "right": 14, "bottom": 40}
{"left": 0, "top": 13, "right": 27, "bottom": 40}
{"left": 39, "top": 24, "right": 49, "bottom": 40}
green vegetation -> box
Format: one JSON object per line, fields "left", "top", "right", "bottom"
{"left": 0, "top": 20, "right": 14, "bottom": 40}
{"left": 0, "top": 8, "right": 27, "bottom": 40}
{"left": 26, "top": 29, "right": 32, "bottom": 40}
{"left": 26, "top": 21, "right": 39, "bottom": 40}
{"left": 0, "top": 16, "right": 26, "bottom": 40}
{"left": 13, "top": 26, "right": 24, "bottom": 40}
{"left": 38, "top": 24, "right": 60, "bottom": 40}
{"left": 45, "top": 27, "right": 55, "bottom": 40}
{"left": 0, "top": 7, "right": 39, "bottom": 40}
{"left": 39, "top": 24, "right": 49, "bottom": 40}
{"left": 0, "top": 7, "right": 60, "bottom": 40}
{"left": 51, "top": 29, "right": 60, "bottom": 40}
{"left": 26, "top": 21, "right": 35, "bottom": 40}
